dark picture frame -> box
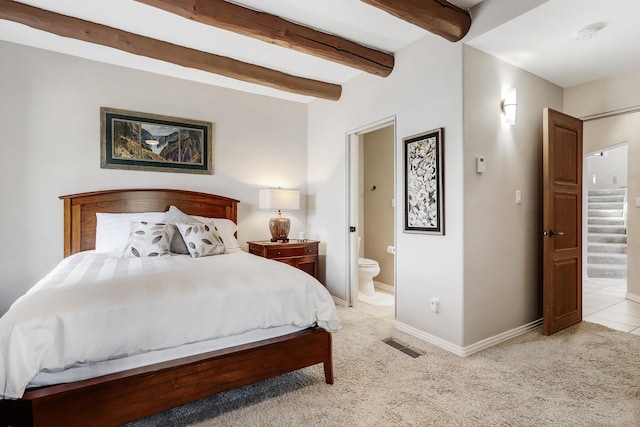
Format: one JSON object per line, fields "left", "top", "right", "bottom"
{"left": 100, "top": 107, "right": 213, "bottom": 174}
{"left": 404, "top": 128, "right": 444, "bottom": 235}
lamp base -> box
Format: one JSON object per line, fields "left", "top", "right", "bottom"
{"left": 269, "top": 213, "right": 290, "bottom": 242}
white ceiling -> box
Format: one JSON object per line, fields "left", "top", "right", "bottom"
{"left": 1, "top": 0, "right": 639, "bottom": 103}
{"left": 467, "top": 0, "right": 640, "bottom": 88}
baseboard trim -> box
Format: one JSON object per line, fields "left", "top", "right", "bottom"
{"left": 394, "top": 321, "right": 464, "bottom": 356}
{"left": 626, "top": 292, "right": 640, "bottom": 303}
{"left": 394, "top": 318, "right": 543, "bottom": 357}
{"left": 460, "top": 318, "right": 543, "bottom": 356}
{"left": 333, "top": 296, "right": 348, "bottom": 307}
{"left": 373, "top": 281, "right": 394, "bottom": 294}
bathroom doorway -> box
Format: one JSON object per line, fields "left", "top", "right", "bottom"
{"left": 346, "top": 117, "right": 396, "bottom": 319}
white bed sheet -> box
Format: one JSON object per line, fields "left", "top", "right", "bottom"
{"left": 0, "top": 251, "right": 340, "bottom": 399}
{"left": 29, "top": 323, "right": 306, "bottom": 387}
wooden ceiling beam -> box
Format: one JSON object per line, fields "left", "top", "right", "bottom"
{"left": 135, "top": 0, "right": 394, "bottom": 77}
{"left": 0, "top": 0, "right": 341, "bottom": 100}
{"left": 361, "top": 0, "right": 471, "bottom": 42}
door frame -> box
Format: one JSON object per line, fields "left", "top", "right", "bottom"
{"left": 345, "top": 116, "right": 397, "bottom": 307}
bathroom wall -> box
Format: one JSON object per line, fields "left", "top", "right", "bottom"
{"left": 363, "top": 126, "right": 395, "bottom": 288}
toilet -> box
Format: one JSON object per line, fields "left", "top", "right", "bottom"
{"left": 357, "top": 237, "right": 380, "bottom": 296}
{"left": 358, "top": 257, "right": 380, "bottom": 296}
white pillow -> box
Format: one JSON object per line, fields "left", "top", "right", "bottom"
{"left": 175, "top": 222, "right": 225, "bottom": 258}
{"left": 123, "top": 222, "right": 171, "bottom": 258}
{"left": 95, "top": 212, "right": 165, "bottom": 254}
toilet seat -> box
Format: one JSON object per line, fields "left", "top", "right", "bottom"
{"left": 358, "top": 257, "right": 378, "bottom": 267}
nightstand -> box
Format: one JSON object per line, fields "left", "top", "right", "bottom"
{"left": 248, "top": 240, "right": 319, "bottom": 280}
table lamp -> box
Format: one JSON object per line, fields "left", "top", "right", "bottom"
{"left": 259, "top": 188, "right": 300, "bottom": 242}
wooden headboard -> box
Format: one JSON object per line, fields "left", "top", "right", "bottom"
{"left": 59, "top": 189, "right": 239, "bottom": 257}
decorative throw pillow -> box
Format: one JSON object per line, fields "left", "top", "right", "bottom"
{"left": 193, "top": 216, "right": 241, "bottom": 251}
{"left": 123, "top": 222, "right": 171, "bottom": 258}
{"left": 162, "top": 206, "right": 203, "bottom": 254}
{"left": 175, "top": 222, "right": 225, "bottom": 258}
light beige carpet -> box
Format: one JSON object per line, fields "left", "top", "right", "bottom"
{"left": 129, "top": 307, "right": 640, "bottom": 426}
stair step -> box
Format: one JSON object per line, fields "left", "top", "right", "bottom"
{"left": 588, "top": 218, "right": 625, "bottom": 226}
{"left": 587, "top": 264, "right": 627, "bottom": 279}
{"left": 588, "top": 195, "right": 625, "bottom": 203}
{"left": 588, "top": 243, "right": 627, "bottom": 254}
{"left": 587, "top": 234, "right": 627, "bottom": 244}
{"left": 587, "top": 253, "right": 627, "bottom": 265}
{"left": 587, "top": 225, "right": 627, "bottom": 234}
{"left": 588, "top": 189, "right": 627, "bottom": 196}
{"left": 587, "top": 209, "right": 624, "bottom": 218}
{"left": 587, "top": 202, "right": 624, "bottom": 210}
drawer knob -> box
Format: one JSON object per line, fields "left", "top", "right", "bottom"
{"left": 307, "top": 249, "right": 311, "bottom": 253}
{"left": 277, "top": 251, "right": 282, "bottom": 255}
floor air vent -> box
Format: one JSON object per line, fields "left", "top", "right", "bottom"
{"left": 382, "top": 338, "right": 423, "bottom": 358}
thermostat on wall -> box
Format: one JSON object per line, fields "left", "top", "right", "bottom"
{"left": 476, "top": 156, "right": 486, "bottom": 173}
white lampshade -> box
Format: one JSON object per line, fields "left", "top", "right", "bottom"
{"left": 259, "top": 188, "right": 300, "bottom": 211}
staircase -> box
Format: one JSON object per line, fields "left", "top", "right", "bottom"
{"left": 587, "top": 189, "right": 627, "bottom": 279}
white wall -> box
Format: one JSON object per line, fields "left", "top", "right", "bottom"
{"left": 564, "top": 72, "right": 640, "bottom": 301}
{"left": 308, "top": 34, "right": 465, "bottom": 346}
{"left": 0, "top": 41, "right": 308, "bottom": 315}
{"left": 462, "top": 47, "right": 563, "bottom": 346}
{"left": 585, "top": 145, "right": 628, "bottom": 190}
{"left": 564, "top": 69, "right": 640, "bottom": 119}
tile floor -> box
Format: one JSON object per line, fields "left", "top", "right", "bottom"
{"left": 357, "top": 292, "right": 395, "bottom": 322}
{"left": 583, "top": 278, "right": 640, "bottom": 335}
{"left": 357, "top": 279, "right": 640, "bottom": 336}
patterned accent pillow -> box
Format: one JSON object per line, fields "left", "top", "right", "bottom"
{"left": 162, "top": 206, "right": 203, "bottom": 255}
{"left": 123, "top": 222, "right": 172, "bottom": 258}
{"left": 175, "top": 222, "right": 225, "bottom": 258}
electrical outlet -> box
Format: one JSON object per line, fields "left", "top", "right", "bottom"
{"left": 429, "top": 297, "right": 439, "bottom": 313}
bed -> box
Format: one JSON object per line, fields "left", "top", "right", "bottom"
{"left": 0, "top": 188, "right": 338, "bottom": 427}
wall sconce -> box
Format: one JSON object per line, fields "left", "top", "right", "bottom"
{"left": 501, "top": 88, "right": 517, "bottom": 125}
{"left": 259, "top": 188, "right": 300, "bottom": 242}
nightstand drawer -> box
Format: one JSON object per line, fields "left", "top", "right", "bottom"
{"left": 247, "top": 240, "right": 320, "bottom": 280}
{"left": 265, "top": 245, "right": 317, "bottom": 259}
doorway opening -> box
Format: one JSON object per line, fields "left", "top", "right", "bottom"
{"left": 346, "top": 117, "right": 396, "bottom": 320}
{"left": 582, "top": 143, "right": 631, "bottom": 328}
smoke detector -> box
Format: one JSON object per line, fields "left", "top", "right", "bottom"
{"left": 575, "top": 23, "right": 606, "bottom": 40}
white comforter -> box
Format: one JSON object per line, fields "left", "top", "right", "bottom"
{"left": 0, "top": 251, "right": 340, "bottom": 399}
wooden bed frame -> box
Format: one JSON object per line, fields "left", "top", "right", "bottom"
{"left": 1, "top": 189, "right": 333, "bottom": 427}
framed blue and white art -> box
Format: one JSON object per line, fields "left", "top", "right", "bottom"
{"left": 404, "top": 127, "right": 444, "bottom": 235}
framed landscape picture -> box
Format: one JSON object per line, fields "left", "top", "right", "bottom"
{"left": 404, "top": 127, "right": 444, "bottom": 235}
{"left": 100, "top": 107, "right": 213, "bottom": 174}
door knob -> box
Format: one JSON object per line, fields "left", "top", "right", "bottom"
{"left": 543, "top": 230, "right": 565, "bottom": 237}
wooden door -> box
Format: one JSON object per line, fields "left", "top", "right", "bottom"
{"left": 542, "top": 108, "right": 583, "bottom": 335}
